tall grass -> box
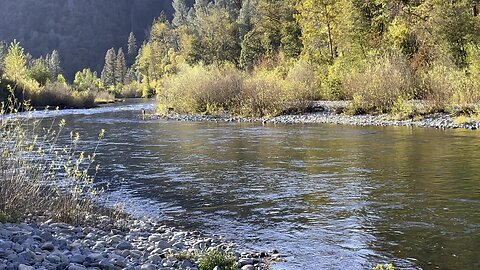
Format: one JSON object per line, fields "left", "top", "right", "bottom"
{"left": 0, "top": 95, "right": 109, "bottom": 224}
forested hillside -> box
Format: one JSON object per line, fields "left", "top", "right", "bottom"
{"left": 135, "top": 0, "right": 480, "bottom": 118}
{"left": 2, "top": 0, "right": 480, "bottom": 119}
{"left": 0, "top": 0, "right": 174, "bottom": 79}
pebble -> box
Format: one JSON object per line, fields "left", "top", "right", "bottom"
{"left": 18, "top": 265, "right": 34, "bottom": 270}
{"left": 0, "top": 218, "right": 273, "bottom": 270}
{"left": 116, "top": 241, "right": 133, "bottom": 250}
{"left": 41, "top": 242, "right": 55, "bottom": 251}
{"left": 157, "top": 101, "right": 480, "bottom": 130}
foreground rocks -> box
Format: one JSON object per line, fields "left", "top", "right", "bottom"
{"left": 0, "top": 218, "right": 275, "bottom": 270}
{"left": 156, "top": 101, "right": 480, "bottom": 130}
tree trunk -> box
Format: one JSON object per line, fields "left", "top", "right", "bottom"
{"left": 324, "top": 5, "right": 334, "bottom": 62}
{"left": 473, "top": 0, "right": 479, "bottom": 16}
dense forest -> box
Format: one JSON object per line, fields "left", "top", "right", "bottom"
{"left": 1, "top": 0, "right": 480, "bottom": 118}
{"left": 0, "top": 0, "right": 175, "bottom": 79}
{"left": 138, "top": 0, "right": 480, "bottom": 118}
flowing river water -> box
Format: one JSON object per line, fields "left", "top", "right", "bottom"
{"left": 32, "top": 100, "right": 479, "bottom": 269}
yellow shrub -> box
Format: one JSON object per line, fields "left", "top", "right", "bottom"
{"left": 238, "top": 70, "right": 291, "bottom": 117}
{"left": 343, "top": 53, "right": 415, "bottom": 114}
{"left": 158, "top": 64, "right": 243, "bottom": 115}
{"left": 421, "top": 64, "right": 480, "bottom": 113}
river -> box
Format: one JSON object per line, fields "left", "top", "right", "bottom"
{"left": 34, "top": 100, "right": 480, "bottom": 270}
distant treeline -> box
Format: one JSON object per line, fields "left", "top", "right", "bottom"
{"left": 0, "top": 0, "right": 174, "bottom": 79}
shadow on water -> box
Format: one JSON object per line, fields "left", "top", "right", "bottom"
{"left": 36, "top": 100, "right": 480, "bottom": 270}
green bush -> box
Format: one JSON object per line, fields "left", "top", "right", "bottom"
{"left": 121, "top": 81, "right": 143, "bottom": 98}
{"left": 197, "top": 249, "right": 237, "bottom": 270}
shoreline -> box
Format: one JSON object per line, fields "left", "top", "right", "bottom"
{"left": 154, "top": 101, "right": 480, "bottom": 130}
{"left": 0, "top": 214, "right": 277, "bottom": 270}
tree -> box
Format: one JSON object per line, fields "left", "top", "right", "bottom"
{"left": 127, "top": 32, "right": 138, "bottom": 58}
{"left": 172, "top": 0, "right": 189, "bottom": 27}
{"left": 74, "top": 68, "right": 103, "bottom": 91}
{"left": 239, "top": 30, "right": 265, "bottom": 69}
{"left": 238, "top": 0, "right": 257, "bottom": 39}
{"left": 101, "top": 48, "right": 116, "bottom": 87}
{"left": 214, "top": 0, "right": 242, "bottom": 19}
{"left": 186, "top": 7, "right": 241, "bottom": 65}
{"left": 158, "top": 11, "right": 168, "bottom": 24}
{"left": 115, "top": 48, "right": 127, "bottom": 85}
{"left": 3, "top": 40, "right": 28, "bottom": 83}
{"left": 426, "top": 0, "right": 477, "bottom": 67}
{"left": 194, "top": 0, "right": 210, "bottom": 16}
{"left": 0, "top": 41, "right": 8, "bottom": 73}
{"left": 28, "top": 59, "right": 53, "bottom": 86}
{"left": 136, "top": 19, "right": 180, "bottom": 88}
{"left": 49, "top": 50, "right": 61, "bottom": 76}
{"left": 297, "top": 0, "right": 338, "bottom": 64}
{"left": 281, "top": 21, "right": 303, "bottom": 59}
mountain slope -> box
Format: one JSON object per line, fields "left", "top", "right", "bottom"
{"left": 0, "top": 0, "right": 174, "bottom": 79}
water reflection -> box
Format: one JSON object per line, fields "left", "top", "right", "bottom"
{"left": 42, "top": 101, "right": 480, "bottom": 270}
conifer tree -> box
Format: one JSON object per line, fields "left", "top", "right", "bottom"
{"left": 115, "top": 48, "right": 127, "bottom": 85}
{"left": 128, "top": 32, "right": 138, "bottom": 57}
{"left": 194, "top": 0, "right": 210, "bottom": 16}
{"left": 127, "top": 32, "right": 138, "bottom": 66}
{"left": 49, "top": 50, "right": 61, "bottom": 76}
{"left": 158, "top": 11, "right": 168, "bottom": 24}
{"left": 0, "top": 41, "right": 7, "bottom": 74}
{"left": 4, "top": 40, "right": 28, "bottom": 83}
{"left": 238, "top": 0, "right": 256, "bottom": 40}
{"left": 172, "top": 0, "right": 189, "bottom": 27}
{"left": 101, "top": 48, "right": 116, "bottom": 87}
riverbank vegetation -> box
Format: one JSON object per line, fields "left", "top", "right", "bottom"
{"left": 0, "top": 98, "right": 114, "bottom": 224}
{"left": 131, "top": 0, "right": 480, "bottom": 119}
{"left": 3, "top": 1, "right": 480, "bottom": 117}
{"left": 0, "top": 39, "right": 143, "bottom": 109}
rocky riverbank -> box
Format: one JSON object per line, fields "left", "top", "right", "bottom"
{"left": 0, "top": 217, "right": 277, "bottom": 270}
{"left": 155, "top": 101, "right": 480, "bottom": 130}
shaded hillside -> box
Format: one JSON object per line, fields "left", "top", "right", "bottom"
{"left": 0, "top": 0, "right": 174, "bottom": 79}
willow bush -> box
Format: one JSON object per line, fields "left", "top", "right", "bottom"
{"left": 158, "top": 61, "right": 319, "bottom": 117}
{"left": 0, "top": 95, "right": 107, "bottom": 224}
{"left": 343, "top": 53, "right": 416, "bottom": 115}
{"left": 158, "top": 64, "right": 243, "bottom": 115}
{"left": 421, "top": 63, "right": 480, "bottom": 114}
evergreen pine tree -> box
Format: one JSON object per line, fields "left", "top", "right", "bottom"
{"left": 49, "top": 50, "right": 61, "bottom": 76}
{"left": 125, "top": 68, "right": 136, "bottom": 84}
{"left": 158, "top": 11, "right": 168, "bottom": 24}
{"left": 101, "top": 48, "right": 116, "bottom": 87}
{"left": 127, "top": 32, "right": 138, "bottom": 57}
{"left": 0, "top": 41, "right": 7, "bottom": 73}
{"left": 172, "top": 0, "right": 189, "bottom": 27}
{"left": 238, "top": 0, "right": 256, "bottom": 39}
{"left": 115, "top": 48, "right": 127, "bottom": 85}
{"left": 127, "top": 32, "right": 138, "bottom": 66}
{"left": 194, "top": 0, "right": 209, "bottom": 15}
